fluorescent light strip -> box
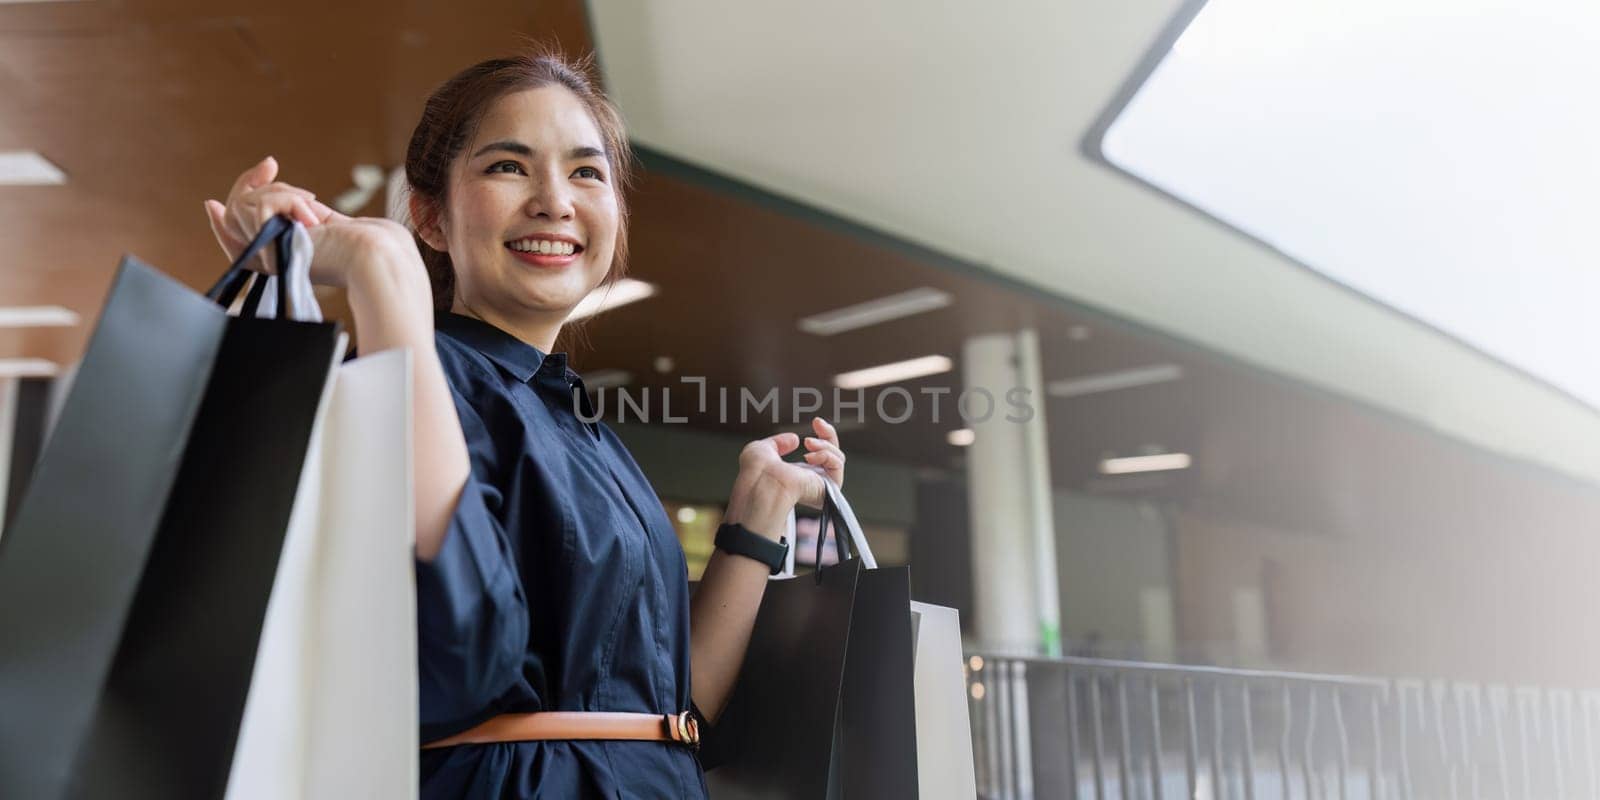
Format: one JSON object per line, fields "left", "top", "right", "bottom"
{"left": 946, "top": 428, "right": 975, "bottom": 447}
{"left": 581, "top": 369, "right": 633, "bottom": 389}
{"left": 1099, "top": 453, "right": 1192, "bottom": 475}
{"left": 1048, "top": 364, "right": 1183, "bottom": 398}
{"left": 0, "top": 151, "right": 67, "bottom": 185}
{"left": 798, "top": 287, "right": 952, "bottom": 336}
{"left": 0, "top": 359, "right": 61, "bottom": 378}
{"left": 0, "top": 306, "right": 80, "bottom": 328}
{"left": 566, "top": 279, "right": 658, "bottom": 321}
{"left": 834, "top": 354, "right": 952, "bottom": 390}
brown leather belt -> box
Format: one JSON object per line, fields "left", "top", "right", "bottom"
{"left": 422, "top": 711, "right": 700, "bottom": 750}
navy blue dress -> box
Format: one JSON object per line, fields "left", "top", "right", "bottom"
{"left": 417, "top": 312, "right": 709, "bottom": 799}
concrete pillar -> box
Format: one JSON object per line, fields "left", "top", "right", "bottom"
{"left": 1015, "top": 329, "right": 1062, "bottom": 656}
{"left": 962, "top": 330, "right": 1060, "bottom": 654}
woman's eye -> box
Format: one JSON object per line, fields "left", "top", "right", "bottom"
{"left": 487, "top": 161, "right": 525, "bottom": 175}
{"left": 573, "top": 166, "right": 604, "bottom": 181}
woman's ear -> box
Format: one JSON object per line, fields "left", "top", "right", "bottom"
{"left": 409, "top": 194, "right": 448, "bottom": 252}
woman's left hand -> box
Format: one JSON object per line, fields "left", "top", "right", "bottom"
{"left": 800, "top": 416, "right": 845, "bottom": 489}
{"left": 724, "top": 417, "right": 846, "bottom": 539}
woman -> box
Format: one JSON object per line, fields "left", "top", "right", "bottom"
{"left": 203, "top": 52, "right": 845, "bottom": 798}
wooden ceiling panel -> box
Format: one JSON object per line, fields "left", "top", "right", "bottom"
{"left": 0, "top": 0, "right": 592, "bottom": 365}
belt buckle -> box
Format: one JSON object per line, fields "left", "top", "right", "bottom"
{"left": 674, "top": 710, "right": 701, "bottom": 750}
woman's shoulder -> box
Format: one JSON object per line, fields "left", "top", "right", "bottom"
{"left": 433, "top": 329, "right": 502, "bottom": 391}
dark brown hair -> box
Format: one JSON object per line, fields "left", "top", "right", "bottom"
{"left": 404, "top": 50, "right": 635, "bottom": 314}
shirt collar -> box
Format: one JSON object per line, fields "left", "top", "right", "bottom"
{"left": 435, "top": 311, "right": 564, "bottom": 384}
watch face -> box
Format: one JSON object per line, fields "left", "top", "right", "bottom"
{"left": 792, "top": 517, "right": 841, "bottom": 566}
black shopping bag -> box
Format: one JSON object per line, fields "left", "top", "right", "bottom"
{"left": 704, "top": 481, "right": 920, "bottom": 799}
{"left": 839, "top": 561, "right": 918, "bottom": 797}
{"left": 0, "top": 217, "right": 343, "bottom": 800}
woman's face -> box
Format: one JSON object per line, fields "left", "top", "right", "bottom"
{"left": 437, "top": 86, "right": 619, "bottom": 326}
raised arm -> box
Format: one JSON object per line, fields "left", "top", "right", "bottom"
{"left": 332, "top": 221, "right": 467, "bottom": 561}
{"left": 205, "top": 157, "right": 467, "bottom": 561}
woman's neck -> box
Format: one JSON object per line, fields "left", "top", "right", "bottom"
{"left": 452, "top": 297, "right": 563, "bottom": 353}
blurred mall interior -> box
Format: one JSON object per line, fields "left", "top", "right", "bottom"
{"left": 4, "top": 0, "right": 1598, "bottom": 796}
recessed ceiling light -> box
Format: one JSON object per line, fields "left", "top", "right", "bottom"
{"left": 0, "top": 151, "right": 67, "bottom": 185}
{"left": 566, "top": 278, "right": 658, "bottom": 321}
{"left": 1099, "top": 452, "right": 1192, "bottom": 475}
{"left": 797, "top": 287, "right": 952, "bottom": 336}
{"left": 946, "top": 428, "right": 975, "bottom": 447}
{"left": 1048, "top": 364, "right": 1183, "bottom": 398}
{"left": 833, "top": 354, "right": 953, "bottom": 390}
{"left": 0, "top": 305, "right": 80, "bottom": 327}
{"left": 0, "top": 358, "right": 60, "bottom": 378}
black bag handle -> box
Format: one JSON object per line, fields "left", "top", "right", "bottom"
{"left": 809, "top": 482, "right": 857, "bottom": 578}
{"left": 204, "top": 214, "right": 298, "bottom": 318}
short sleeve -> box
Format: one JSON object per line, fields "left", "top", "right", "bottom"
{"left": 414, "top": 376, "right": 531, "bottom": 741}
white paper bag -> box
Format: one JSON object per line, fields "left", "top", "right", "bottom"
{"left": 226, "top": 348, "right": 417, "bottom": 799}
{"left": 911, "top": 601, "right": 977, "bottom": 800}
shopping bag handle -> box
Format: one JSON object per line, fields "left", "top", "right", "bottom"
{"left": 809, "top": 474, "right": 878, "bottom": 578}
{"left": 205, "top": 214, "right": 297, "bottom": 318}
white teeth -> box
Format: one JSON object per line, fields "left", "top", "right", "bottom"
{"left": 509, "top": 239, "right": 576, "bottom": 255}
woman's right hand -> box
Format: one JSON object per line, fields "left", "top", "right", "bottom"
{"left": 205, "top": 156, "right": 423, "bottom": 289}
{"left": 205, "top": 156, "right": 339, "bottom": 266}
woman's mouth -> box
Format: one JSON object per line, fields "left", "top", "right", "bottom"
{"left": 505, "top": 236, "right": 583, "bottom": 268}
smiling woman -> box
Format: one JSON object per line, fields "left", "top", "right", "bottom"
{"left": 202, "top": 50, "right": 851, "bottom": 800}
{"left": 404, "top": 56, "right": 634, "bottom": 353}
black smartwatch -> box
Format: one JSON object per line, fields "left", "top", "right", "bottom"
{"left": 714, "top": 523, "right": 789, "bottom": 575}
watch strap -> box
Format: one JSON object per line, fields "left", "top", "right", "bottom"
{"left": 714, "top": 522, "right": 789, "bottom": 576}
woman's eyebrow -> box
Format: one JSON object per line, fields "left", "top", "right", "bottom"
{"left": 471, "top": 140, "right": 534, "bottom": 159}
{"left": 470, "top": 141, "right": 607, "bottom": 160}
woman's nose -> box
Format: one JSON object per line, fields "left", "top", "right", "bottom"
{"left": 525, "top": 173, "right": 575, "bottom": 220}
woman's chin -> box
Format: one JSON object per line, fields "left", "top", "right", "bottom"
{"left": 512, "top": 273, "right": 602, "bottom": 312}
{"left": 505, "top": 285, "right": 589, "bottom": 319}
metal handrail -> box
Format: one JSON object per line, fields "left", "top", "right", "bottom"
{"left": 965, "top": 652, "right": 1600, "bottom": 800}
{"left": 979, "top": 654, "right": 1392, "bottom": 689}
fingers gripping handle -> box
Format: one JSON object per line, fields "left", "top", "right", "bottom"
{"left": 819, "top": 477, "right": 876, "bottom": 570}
{"left": 206, "top": 214, "right": 292, "bottom": 309}
{"left": 203, "top": 214, "right": 321, "bottom": 321}
{"left": 784, "top": 467, "right": 883, "bottom": 579}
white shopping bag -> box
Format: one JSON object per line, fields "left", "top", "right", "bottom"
{"left": 910, "top": 601, "right": 977, "bottom": 800}
{"left": 225, "top": 348, "right": 418, "bottom": 799}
